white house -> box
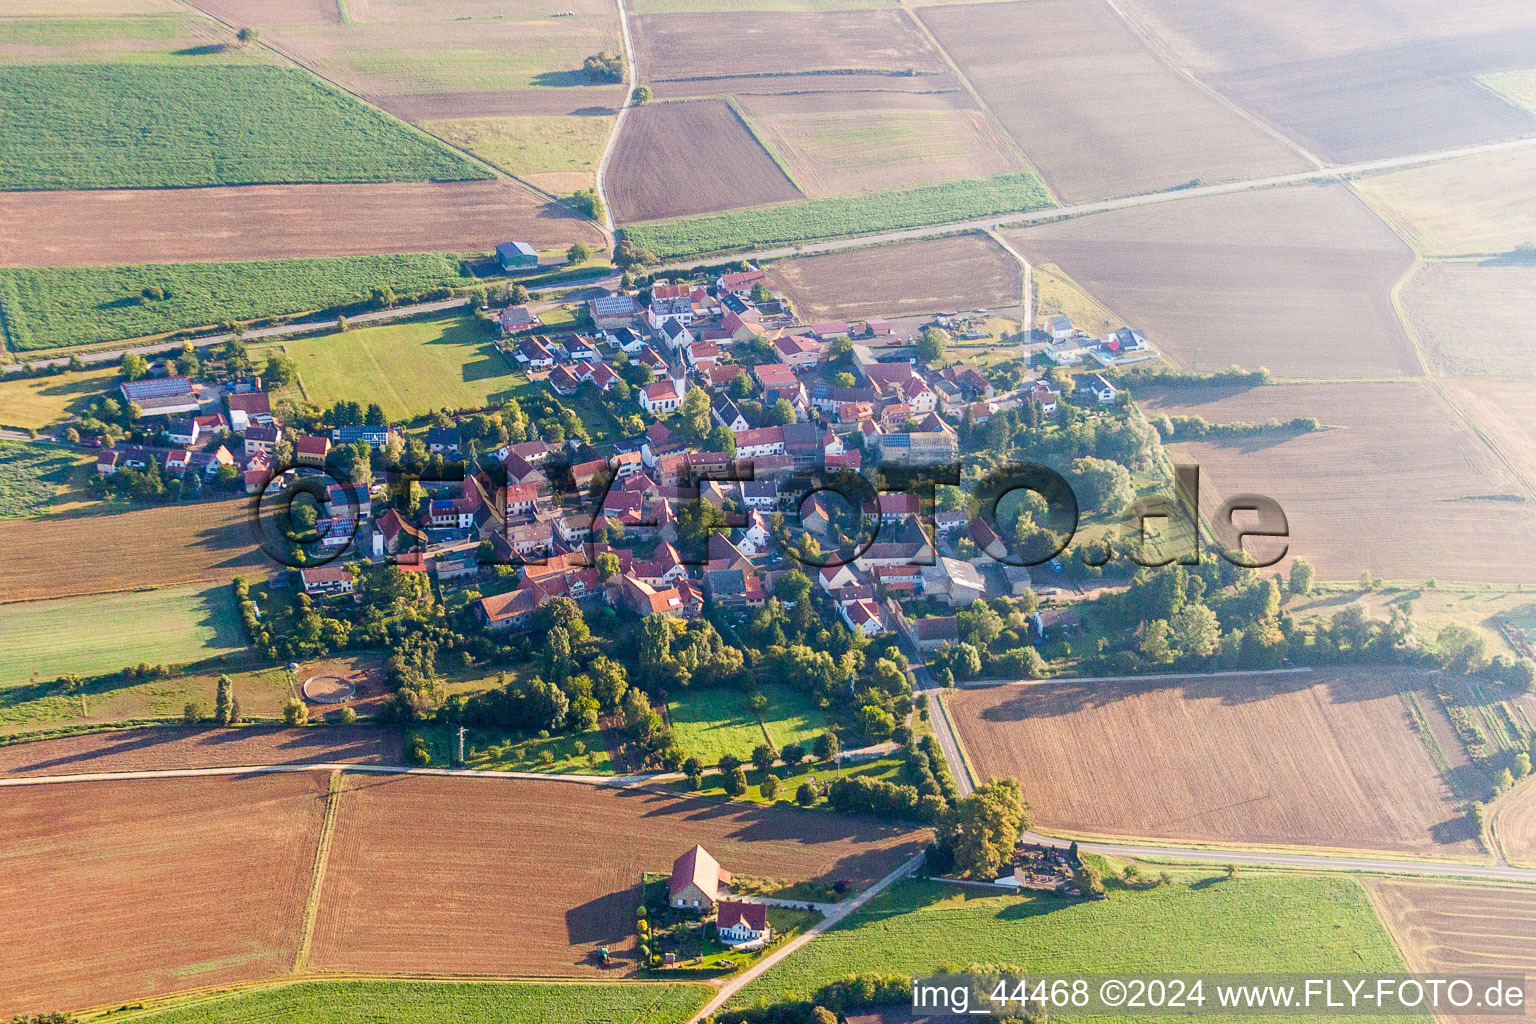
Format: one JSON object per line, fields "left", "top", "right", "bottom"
{"left": 716, "top": 901, "right": 771, "bottom": 946}
{"left": 660, "top": 317, "right": 694, "bottom": 352}
{"left": 648, "top": 295, "right": 695, "bottom": 332}
{"left": 1043, "top": 314, "right": 1073, "bottom": 340}
{"left": 1087, "top": 374, "right": 1118, "bottom": 404}
{"left": 640, "top": 378, "right": 685, "bottom": 416}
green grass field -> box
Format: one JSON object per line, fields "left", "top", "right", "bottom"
{"left": 108, "top": 979, "right": 710, "bottom": 1024}
{"left": 726, "top": 877, "right": 1423, "bottom": 1021}
{"left": 257, "top": 311, "right": 520, "bottom": 421}
{"left": 668, "top": 683, "right": 833, "bottom": 763}
{"left": 0, "top": 253, "right": 475, "bottom": 350}
{"left": 0, "top": 64, "right": 488, "bottom": 190}
{"left": 622, "top": 172, "right": 1055, "bottom": 260}
{"left": 0, "top": 439, "right": 87, "bottom": 517}
{"left": 411, "top": 722, "right": 615, "bottom": 774}
{"left": 0, "top": 583, "right": 247, "bottom": 691}
{"left": 0, "top": 365, "right": 126, "bottom": 429}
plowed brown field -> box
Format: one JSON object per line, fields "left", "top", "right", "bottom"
{"left": 1001, "top": 183, "right": 1419, "bottom": 378}
{"left": 0, "top": 774, "right": 325, "bottom": 1018}
{"left": 632, "top": 9, "right": 946, "bottom": 96}
{"left": 606, "top": 99, "right": 800, "bottom": 222}
{"left": 0, "top": 499, "right": 265, "bottom": 602}
{"left": 1137, "top": 382, "right": 1536, "bottom": 584}
{"left": 1369, "top": 880, "right": 1536, "bottom": 1024}
{"left": 0, "top": 725, "right": 402, "bottom": 776}
{"left": 948, "top": 669, "right": 1479, "bottom": 855}
{"left": 916, "top": 0, "right": 1307, "bottom": 202}
{"left": 0, "top": 181, "right": 601, "bottom": 267}
{"left": 769, "top": 234, "right": 1022, "bottom": 321}
{"left": 310, "top": 774, "right": 928, "bottom": 975}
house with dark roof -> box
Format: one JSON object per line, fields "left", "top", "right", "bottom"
{"left": 716, "top": 901, "right": 771, "bottom": 945}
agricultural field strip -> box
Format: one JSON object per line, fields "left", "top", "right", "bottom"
{"left": 643, "top": 133, "right": 1536, "bottom": 271}
{"left": 593, "top": 0, "right": 638, "bottom": 234}
{"left": 4, "top": 761, "right": 1536, "bottom": 883}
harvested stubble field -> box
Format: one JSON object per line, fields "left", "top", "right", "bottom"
{"left": 420, "top": 114, "right": 613, "bottom": 196}
{"left": 0, "top": 724, "right": 403, "bottom": 775}
{"left": 0, "top": 252, "right": 475, "bottom": 351}
{"left": 1136, "top": 382, "right": 1536, "bottom": 583}
{"left": 0, "top": 64, "right": 488, "bottom": 190}
{"left": 947, "top": 668, "right": 1479, "bottom": 856}
{"left": 607, "top": 99, "right": 801, "bottom": 222}
{"left": 1368, "top": 880, "right": 1536, "bottom": 1024}
{"left": 0, "top": 180, "right": 600, "bottom": 268}
{"left": 916, "top": 0, "right": 1307, "bottom": 203}
{"left": 632, "top": 9, "right": 946, "bottom": 96}
{"left": 0, "top": 773, "right": 325, "bottom": 1018}
{"left": 1353, "top": 147, "right": 1536, "bottom": 257}
{"left": 310, "top": 774, "right": 928, "bottom": 975}
{"left": 0, "top": 499, "right": 264, "bottom": 601}
{"left": 1001, "top": 184, "right": 1419, "bottom": 378}
{"left": 1496, "top": 784, "right": 1536, "bottom": 867}
{"left": 0, "top": 366, "right": 121, "bottom": 430}
{"left": 0, "top": 438, "right": 84, "bottom": 516}
{"left": 736, "top": 90, "right": 1022, "bottom": 197}
{"left": 1119, "top": 0, "right": 1536, "bottom": 162}
{"left": 769, "top": 234, "right": 1021, "bottom": 321}
{"left": 1399, "top": 262, "right": 1536, "bottom": 378}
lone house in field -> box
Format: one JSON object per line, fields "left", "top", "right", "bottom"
{"left": 496, "top": 241, "right": 539, "bottom": 272}
{"left": 668, "top": 844, "right": 732, "bottom": 912}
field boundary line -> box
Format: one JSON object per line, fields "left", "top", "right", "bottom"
{"left": 293, "top": 768, "right": 344, "bottom": 973}
{"left": 723, "top": 95, "right": 805, "bottom": 196}
{"left": 1099, "top": 0, "right": 1325, "bottom": 171}
{"left": 1488, "top": 774, "right": 1536, "bottom": 870}
{"left": 902, "top": 5, "right": 1056, "bottom": 202}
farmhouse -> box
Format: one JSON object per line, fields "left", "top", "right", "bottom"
{"left": 294, "top": 435, "right": 332, "bottom": 466}
{"left": 668, "top": 844, "right": 732, "bottom": 912}
{"left": 589, "top": 294, "right": 640, "bottom": 330}
{"left": 715, "top": 901, "right": 771, "bottom": 946}
{"left": 299, "top": 564, "right": 356, "bottom": 598}
{"left": 495, "top": 241, "right": 539, "bottom": 272}
{"left": 225, "top": 391, "right": 273, "bottom": 433}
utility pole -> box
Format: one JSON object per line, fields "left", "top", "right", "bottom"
{"left": 457, "top": 726, "right": 467, "bottom": 766}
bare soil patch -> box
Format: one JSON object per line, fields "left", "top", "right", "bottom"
{"left": 0, "top": 724, "right": 403, "bottom": 776}
{"left": 311, "top": 774, "right": 928, "bottom": 975}
{"left": 1369, "top": 880, "right": 1536, "bottom": 1023}
{"left": 1400, "top": 263, "right": 1536, "bottom": 378}
{"left": 1001, "top": 184, "right": 1419, "bottom": 378}
{"left": 0, "top": 180, "right": 600, "bottom": 267}
{"left": 1137, "top": 382, "right": 1536, "bottom": 584}
{"left": 769, "top": 233, "right": 1021, "bottom": 321}
{"left": 0, "top": 773, "right": 325, "bottom": 1018}
{"left": 0, "top": 499, "right": 266, "bottom": 602}
{"left": 633, "top": 9, "right": 947, "bottom": 96}
{"left": 1443, "top": 381, "right": 1536, "bottom": 486}
{"left": 1119, "top": 0, "right": 1536, "bottom": 162}
{"left": 737, "top": 91, "right": 1021, "bottom": 197}
{"left": 191, "top": 0, "right": 341, "bottom": 26}
{"left": 917, "top": 1, "right": 1308, "bottom": 202}
{"left": 949, "top": 668, "right": 1478, "bottom": 856}
{"left": 606, "top": 99, "right": 800, "bottom": 222}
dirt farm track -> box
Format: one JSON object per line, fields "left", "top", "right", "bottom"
{"left": 947, "top": 668, "right": 1480, "bottom": 857}
{"left": 0, "top": 764, "right": 926, "bottom": 1017}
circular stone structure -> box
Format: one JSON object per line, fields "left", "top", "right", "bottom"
{"left": 301, "top": 675, "right": 356, "bottom": 704}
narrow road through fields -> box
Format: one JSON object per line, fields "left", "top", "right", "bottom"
{"left": 594, "top": 0, "right": 638, "bottom": 238}
{"left": 649, "top": 134, "right": 1536, "bottom": 274}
